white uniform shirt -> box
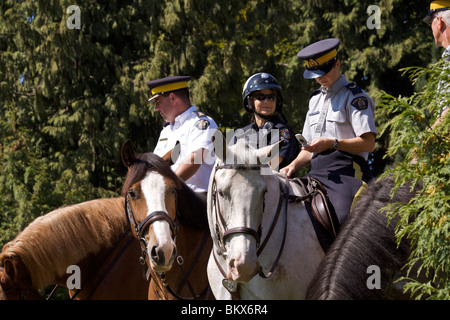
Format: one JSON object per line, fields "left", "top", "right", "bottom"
{"left": 302, "top": 75, "right": 377, "bottom": 160}
{"left": 153, "top": 105, "right": 218, "bottom": 192}
{"left": 438, "top": 45, "right": 450, "bottom": 116}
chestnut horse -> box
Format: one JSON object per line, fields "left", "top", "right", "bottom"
{"left": 121, "top": 140, "right": 213, "bottom": 300}
{"left": 0, "top": 198, "right": 149, "bottom": 299}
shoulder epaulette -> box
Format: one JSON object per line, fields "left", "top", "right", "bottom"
{"left": 310, "top": 89, "right": 321, "bottom": 98}
{"left": 345, "top": 83, "right": 363, "bottom": 95}
{"left": 195, "top": 110, "right": 207, "bottom": 118}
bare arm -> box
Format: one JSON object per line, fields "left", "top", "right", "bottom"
{"left": 279, "top": 149, "right": 312, "bottom": 177}
{"left": 302, "top": 132, "right": 376, "bottom": 154}
{"left": 174, "top": 149, "right": 205, "bottom": 181}
{"left": 279, "top": 132, "right": 375, "bottom": 177}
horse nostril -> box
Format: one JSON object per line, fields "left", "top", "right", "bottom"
{"left": 151, "top": 246, "right": 158, "bottom": 261}
{"left": 150, "top": 246, "right": 165, "bottom": 265}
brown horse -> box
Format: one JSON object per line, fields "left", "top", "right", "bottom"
{"left": 121, "top": 140, "right": 213, "bottom": 300}
{"left": 0, "top": 197, "right": 149, "bottom": 299}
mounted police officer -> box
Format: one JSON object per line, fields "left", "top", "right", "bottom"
{"left": 235, "top": 72, "right": 300, "bottom": 170}
{"left": 281, "top": 38, "right": 377, "bottom": 226}
{"left": 147, "top": 75, "right": 218, "bottom": 196}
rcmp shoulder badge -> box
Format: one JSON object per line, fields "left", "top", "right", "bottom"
{"left": 280, "top": 129, "right": 291, "bottom": 140}
{"left": 351, "top": 96, "right": 368, "bottom": 110}
{"left": 195, "top": 119, "right": 210, "bottom": 130}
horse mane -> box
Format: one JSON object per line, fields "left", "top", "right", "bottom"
{"left": 122, "top": 152, "right": 208, "bottom": 231}
{"left": 0, "top": 198, "right": 126, "bottom": 290}
{"left": 306, "top": 174, "right": 419, "bottom": 300}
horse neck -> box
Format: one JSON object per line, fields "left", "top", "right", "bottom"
{"left": 2, "top": 197, "right": 128, "bottom": 290}
{"left": 176, "top": 184, "right": 208, "bottom": 231}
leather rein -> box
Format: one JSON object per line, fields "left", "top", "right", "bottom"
{"left": 211, "top": 164, "right": 290, "bottom": 297}
{"left": 125, "top": 190, "right": 210, "bottom": 300}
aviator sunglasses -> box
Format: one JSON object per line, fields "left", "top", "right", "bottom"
{"left": 252, "top": 94, "right": 277, "bottom": 102}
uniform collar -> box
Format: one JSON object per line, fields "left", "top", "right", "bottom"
{"left": 173, "top": 105, "right": 196, "bottom": 128}
{"left": 251, "top": 115, "right": 281, "bottom": 129}
{"left": 321, "top": 74, "right": 347, "bottom": 96}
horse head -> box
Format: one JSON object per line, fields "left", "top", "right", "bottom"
{"left": 0, "top": 253, "right": 42, "bottom": 300}
{"left": 121, "top": 140, "right": 181, "bottom": 273}
{"left": 208, "top": 135, "right": 283, "bottom": 284}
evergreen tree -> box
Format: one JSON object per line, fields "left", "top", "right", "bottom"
{"left": 378, "top": 60, "right": 450, "bottom": 299}
{"left": 0, "top": 0, "right": 161, "bottom": 243}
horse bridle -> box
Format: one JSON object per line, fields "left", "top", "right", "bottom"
{"left": 125, "top": 188, "right": 211, "bottom": 300}
{"left": 125, "top": 190, "right": 179, "bottom": 266}
{"left": 212, "top": 164, "right": 265, "bottom": 253}
{"left": 211, "top": 163, "right": 290, "bottom": 296}
{"left": 0, "top": 266, "right": 43, "bottom": 300}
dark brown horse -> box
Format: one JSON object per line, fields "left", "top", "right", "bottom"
{"left": 305, "top": 175, "right": 423, "bottom": 299}
{"left": 121, "top": 140, "right": 213, "bottom": 300}
{"left": 0, "top": 198, "right": 149, "bottom": 299}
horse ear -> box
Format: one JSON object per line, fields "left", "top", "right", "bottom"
{"left": 162, "top": 141, "right": 180, "bottom": 165}
{"left": 2, "top": 259, "right": 15, "bottom": 281}
{"left": 211, "top": 129, "right": 229, "bottom": 162}
{"left": 121, "top": 139, "right": 136, "bottom": 167}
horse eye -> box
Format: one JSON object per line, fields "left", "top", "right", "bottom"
{"left": 171, "top": 187, "right": 177, "bottom": 196}
{"left": 129, "top": 189, "right": 138, "bottom": 200}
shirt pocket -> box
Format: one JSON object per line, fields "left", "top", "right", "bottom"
{"left": 327, "top": 109, "right": 347, "bottom": 123}
{"left": 307, "top": 111, "right": 321, "bottom": 126}
{"left": 326, "top": 109, "right": 347, "bottom": 137}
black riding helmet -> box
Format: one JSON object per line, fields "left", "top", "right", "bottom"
{"left": 242, "top": 73, "right": 284, "bottom": 114}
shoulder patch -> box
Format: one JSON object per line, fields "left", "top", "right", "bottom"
{"left": 280, "top": 128, "right": 291, "bottom": 140}
{"left": 345, "top": 83, "right": 363, "bottom": 95}
{"left": 310, "top": 89, "right": 321, "bottom": 98}
{"left": 351, "top": 96, "right": 368, "bottom": 110}
{"left": 195, "top": 119, "right": 210, "bottom": 130}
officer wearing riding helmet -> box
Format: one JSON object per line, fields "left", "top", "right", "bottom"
{"left": 281, "top": 39, "right": 377, "bottom": 227}
{"left": 235, "top": 73, "right": 300, "bottom": 170}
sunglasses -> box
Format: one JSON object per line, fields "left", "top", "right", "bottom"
{"left": 252, "top": 94, "right": 277, "bottom": 102}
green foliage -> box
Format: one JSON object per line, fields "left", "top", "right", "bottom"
{"left": 378, "top": 60, "right": 450, "bottom": 299}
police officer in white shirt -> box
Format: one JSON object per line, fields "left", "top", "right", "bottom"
{"left": 147, "top": 76, "right": 218, "bottom": 196}
{"left": 424, "top": 0, "right": 450, "bottom": 122}
{"left": 281, "top": 38, "right": 377, "bottom": 227}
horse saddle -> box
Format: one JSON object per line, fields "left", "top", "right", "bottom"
{"left": 290, "top": 176, "right": 340, "bottom": 252}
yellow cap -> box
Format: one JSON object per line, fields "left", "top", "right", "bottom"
{"left": 424, "top": 1, "right": 450, "bottom": 24}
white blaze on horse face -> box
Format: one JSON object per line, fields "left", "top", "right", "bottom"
{"left": 140, "top": 171, "right": 176, "bottom": 271}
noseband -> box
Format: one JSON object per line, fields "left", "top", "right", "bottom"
{"left": 125, "top": 190, "right": 178, "bottom": 265}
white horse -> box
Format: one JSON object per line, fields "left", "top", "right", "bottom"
{"left": 207, "top": 139, "right": 325, "bottom": 299}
